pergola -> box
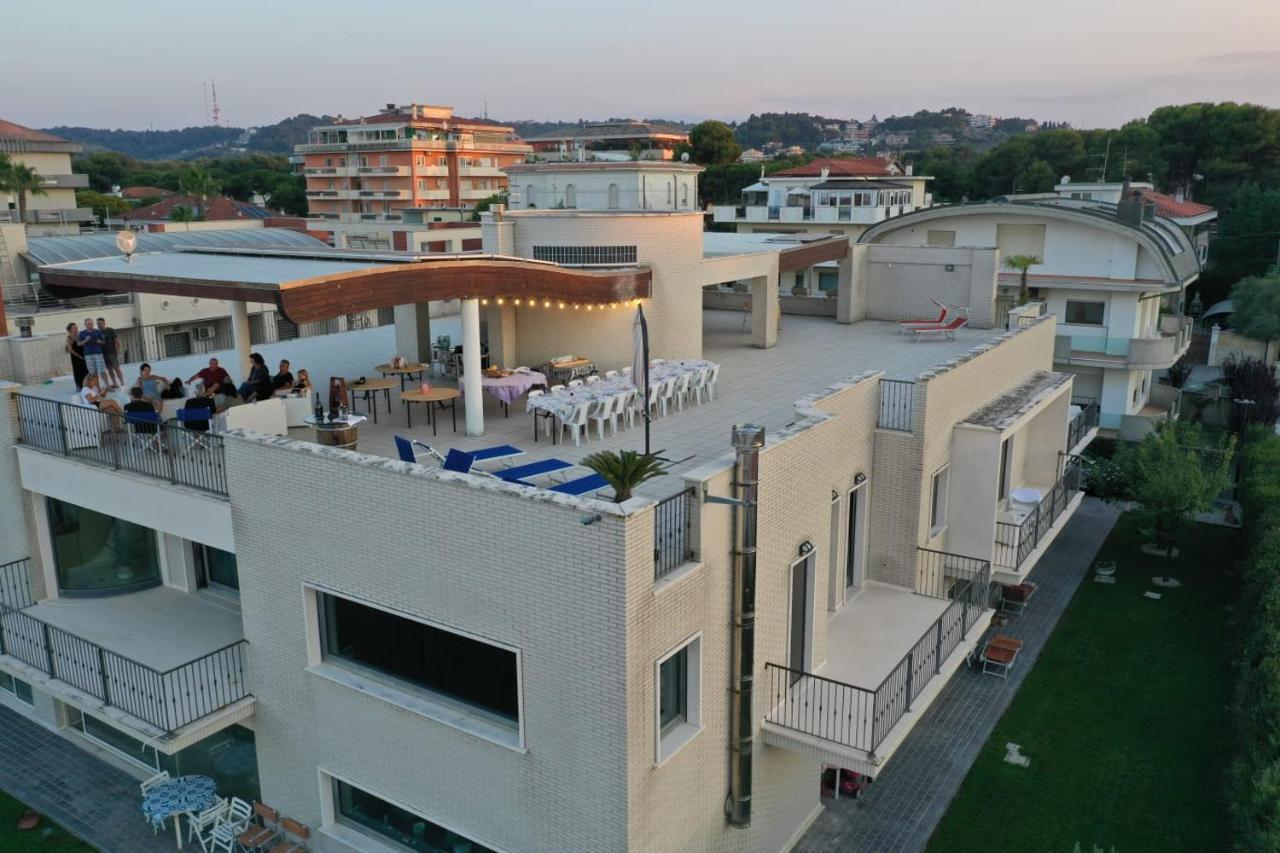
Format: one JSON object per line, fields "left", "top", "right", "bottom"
{"left": 40, "top": 248, "right": 651, "bottom": 435}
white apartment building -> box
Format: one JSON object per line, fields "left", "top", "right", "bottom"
{"left": 711, "top": 158, "right": 932, "bottom": 242}
{"left": 0, "top": 162, "right": 1094, "bottom": 852}
{"left": 0, "top": 119, "right": 92, "bottom": 236}
{"left": 504, "top": 161, "right": 702, "bottom": 212}
{"left": 860, "top": 181, "right": 1209, "bottom": 438}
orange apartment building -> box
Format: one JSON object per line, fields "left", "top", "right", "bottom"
{"left": 297, "top": 103, "right": 531, "bottom": 251}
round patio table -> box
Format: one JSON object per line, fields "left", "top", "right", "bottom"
{"left": 375, "top": 362, "right": 427, "bottom": 391}
{"left": 402, "top": 387, "right": 460, "bottom": 435}
{"left": 141, "top": 774, "right": 217, "bottom": 849}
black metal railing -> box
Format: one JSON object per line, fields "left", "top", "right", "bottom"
{"left": 0, "top": 564, "right": 249, "bottom": 733}
{"left": 765, "top": 554, "right": 990, "bottom": 755}
{"left": 654, "top": 488, "right": 696, "bottom": 580}
{"left": 878, "top": 379, "right": 915, "bottom": 431}
{"left": 0, "top": 558, "right": 33, "bottom": 610}
{"left": 15, "top": 394, "right": 228, "bottom": 497}
{"left": 994, "top": 453, "right": 1084, "bottom": 571}
{"left": 1067, "top": 397, "right": 1100, "bottom": 451}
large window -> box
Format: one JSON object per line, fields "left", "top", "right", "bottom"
{"left": 47, "top": 499, "right": 160, "bottom": 596}
{"left": 194, "top": 544, "right": 239, "bottom": 593}
{"left": 334, "top": 778, "right": 495, "bottom": 853}
{"left": 926, "top": 229, "right": 956, "bottom": 247}
{"left": 929, "top": 465, "right": 950, "bottom": 536}
{"left": 0, "top": 672, "right": 33, "bottom": 704}
{"left": 319, "top": 593, "right": 519, "bottom": 726}
{"left": 655, "top": 635, "right": 701, "bottom": 763}
{"left": 532, "top": 245, "right": 638, "bottom": 266}
{"left": 996, "top": 223, "right": 1046, "bottom": 259}
{"left": 1064, "top": 300, "right": 1106, "bottom": 326}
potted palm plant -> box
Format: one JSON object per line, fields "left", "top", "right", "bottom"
{"left": 1002, "top": 254, "right": 1041, "bottom": 306}
{"left": 581, "top": 450, "right": 665, "bottom": 503}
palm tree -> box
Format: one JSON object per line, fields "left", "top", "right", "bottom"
{"left": 0, "top": 156, "right": 48, "bottom": 224}
{"left": 169, "top": 205, "right": 197, "bottom": 229}
{"left": 580, "top": 450, "right": 665, "bottom": 503}
{"left": 178, "top": 166, "right": 219, "bottom": 220}
{"left": 1002, "top": 254, "right": 1041, "bottom": 306}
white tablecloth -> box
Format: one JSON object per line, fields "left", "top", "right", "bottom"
{"left": 530, "top": 360, "right": 714, "bottom": 418}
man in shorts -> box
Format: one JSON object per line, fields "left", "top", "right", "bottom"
{"left": 78, "top": 317, "right": 109, "bottom": 389}
{"left": 96, "top": 318, "right": 124, "bottom": 389}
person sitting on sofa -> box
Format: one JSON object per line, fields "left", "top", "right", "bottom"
{"left": 77, "top": 375, "right": 124, "bottom": 417}
{"left": 237, "top": 353, "right": 273, "bottom": 402}
{"left": 131, "top": 363, "right": 169, "bottom": 412}
{"left": 291, "top": 368, "right": 313, "bottom": 396}
{"left": 271, "top": 359, "right": 295, "bottom": 396}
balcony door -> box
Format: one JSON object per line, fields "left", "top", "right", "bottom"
{"left": 789, "top": 553, "right": 814, "bottom": 683}
{"left": 845, "top": 483, "right": 867, "bottom": 593}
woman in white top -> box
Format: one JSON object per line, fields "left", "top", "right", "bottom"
{"left": 78, "top": 375, "right": 124, "bottom": 417}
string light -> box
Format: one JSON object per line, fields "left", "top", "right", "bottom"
{"left": 480, "top": 298, "right": 488, "bottom": 306}
{"left": 514, "top": 298, "right": 522, "bottom": 306}
{"left": 543, "top": 300, "right": 550, "bottom": 308}
{"left": 496, "top": 298, "right": 504, "bottom": 306}
{"left": 558, "top": 302, "right": 566, "bottom": 309}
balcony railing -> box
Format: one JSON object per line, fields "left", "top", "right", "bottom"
{"left": 0, "top": 582, "right": 248, "bottom": 734}
{"left": 654, "top": 488, "right": 696, "bottom": 580}
{"left": 0, "top": 207, "right": 94, "bottom": 224}
{"left": 994, "top": 454, "right": 1083, "bottom": 571}
{"left": 0, "top": 558, "right": 34, "bottom": 610}
{"left": 878, "top": 379, "right": 915, "bottom": 431}
{"left": 764, "top": 552, "right": 990, "bottom": 755}
{"left": 15, "top": 394, "right": 229, "bottom": 497}
{"left": 1067, "top": 397, "right": 1099, "bottom": 451}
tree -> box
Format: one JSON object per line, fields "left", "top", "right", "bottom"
{"left": 75, "top": 190, "right": 131, "bottom": 222}
{"left": 1200, "top": 184, "right": 1280, "bottom": 304}
{"left": 470, "top": 192, "right": 507, "bottom": 221}
{"left": 1002, "top": 254, "right": 1041, "bottom": 305}
{"left": 169, "top": 205, "right": 197, "bottom": 224}
{"left": 688, "top": 121, "right": 741, "bottom": 165}
{"left": 1231, "top": 268, "right": 1280, "bottom": 342}
{"left": 0, "top": 156, "right": 48, "bottom": 223}
{"left": 1118, "top": 421, "right": 1234, "bottom": 579}
{"left": 265, "top": 175, "right": 308, "bottom": 217}
{"left": 580, "top": 450, "right": 665, "bottom": 503}
{"left": 1222, "top": 355, "right": 1280, "bottom": 431}
{"left": 178, "top": 166, "right": 219, "bottom": 218}
{"left": 72, "top": 151, "right": 135, "bottom": 192}
{"left": 1017, "top": 158, "right": 1057, "bottom": 193}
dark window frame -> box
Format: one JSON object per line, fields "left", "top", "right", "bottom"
{"left": 1064, "top": 300, "right": 1106, "bottom": 326}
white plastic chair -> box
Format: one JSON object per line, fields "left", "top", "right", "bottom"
{"left": 650, "top": 358, "right": 666, "bottom": 367}
{"left": 209, "top": 798, "right": 253, "bottom": 853}
{"left": 672, "top": 372, "right": 693, "bottom": 412}
{"left": 141, "top": 770, "right": 171, "bottom": 834}
{"left": 702, "top": 364, "right": 720, "bottom": 402}
{"left": 604, "top": 369, "right": 618, "bottom": 380}
{"left": 617, "top": 389, "right": 637, "bottom": 429}
{"left": 620, "top": 366, "right": 633, "bottom": 381}
{"left": 687, "top": 367, "right": 708, "bottom": 406}
{"left": 590, "top": 395, "right": 618, "bottom": 440}
{"left": 567, "top": 378, "right": 584, "bottom": 389}
{"left": 658, "top": 377, "right": 677, "bottom": 417}
{"left": 585, "top": 375, "right": 600, "bottom": 385}
{"left": 187, "top": 798, "right": 228, "bottom": 851}
{"left": 549, "top": 384, "right": 565, "bottom": 393}
{"left": 646, "top": 382, "right": 663, "bottom": 419}
{"left": 559, "top": 402, "right": 591, "bottom": 446}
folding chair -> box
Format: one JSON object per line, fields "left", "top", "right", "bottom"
{"left": 980, "top": 635, "right": 1024, "bottom": 679}
{"left": 495, "top": 458, "right": 575, "bottom": 483}
{"left": 125, "top": 410, "right": 164, "bottom": 453}
{"left": 547, "top": 473, "right": 609, "bottom": 496}
{"left": 237, "top": 802, "right": 281, "bottom": 852}
{"left": 174, "top": 408, "right": 216, "bottom": 451}
{"left": 269, "top": 817, "right": 309, "bottom": 853}
{"left": 1001, "top": 581, "right": 1038, "bottom": 615}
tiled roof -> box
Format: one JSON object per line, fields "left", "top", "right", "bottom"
{"left": 121, "top": 194, "right": 273, "bottom": 221}
{"left": 121, "top": 186, "right": 176, "bottom": 199}
{"left": 0, "top": 118, "right": 70, "bottom": 144}
{"left": 771, "top": 157, "right": 900, "bottom": 178}
{"left": 1134, "top": 188, "right": 1214, "bottom": 219}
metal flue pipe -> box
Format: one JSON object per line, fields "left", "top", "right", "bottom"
{"left": 727, "top": 424, "right": 765, "bottom": 828}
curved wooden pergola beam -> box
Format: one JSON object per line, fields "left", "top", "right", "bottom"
{"left": 41, "top": 256, "right": 651, "bottom": 325}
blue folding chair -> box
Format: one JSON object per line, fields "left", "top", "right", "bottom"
{"left": 173, "top": 408, "right": 215, "bottom": 451}
{"left": 124, "top": 410, "right": 164, "bottom": 453}
{"left": 495, "top": 458, "right": 575, "bottom": 483}
{"left": 395, "top": 436, "right": 443, "bottom": 465}
{"left": 547, "top": 473, "right": 609, "bottom": 496}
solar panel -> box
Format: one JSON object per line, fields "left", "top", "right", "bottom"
{"left": 23, "top": 228, "right": 325, "bottom": 267}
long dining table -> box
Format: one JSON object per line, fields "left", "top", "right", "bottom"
{"left": 527, "top": 359, "right": 715, "bottom": 422}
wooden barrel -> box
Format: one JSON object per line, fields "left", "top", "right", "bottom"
{"left": 314, "top": 424, "right": 359, "bottom": 451}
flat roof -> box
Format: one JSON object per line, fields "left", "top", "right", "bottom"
{"left": 41, "top": 250, "right": 389, "bottom": 287}
{"left": 702, "top": 232, "right": 834, "bottom": 259}
{"left": 960, "top": 370, "right": 1071, "bottom": 430}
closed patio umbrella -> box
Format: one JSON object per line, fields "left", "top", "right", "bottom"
{"left": 632, "top": 305, "right": 651, "bottom": 455}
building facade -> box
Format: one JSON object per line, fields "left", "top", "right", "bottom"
{"left": 860, "top": 181, "right": 1209, "bottom": 437}
{"left": 0, "top": 169, "right": 1095, "bottom": 851}
{"left": 296, "top": 104, "right": 531, "bottom": 250}
{"left": 0, "top": 119, "right": 92, "bottom": 236}
{"left": 711, "top": 158, "right": 933, "bottom": 241}
{"left": 523, "top": 121, "right": 689, "bottom": 162}
{"left": 504, "top": 162, "right": 702, "bottom": 212}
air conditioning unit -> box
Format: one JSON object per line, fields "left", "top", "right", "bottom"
{"left": 193, "top": 326, "right": 217, "bottom": 340}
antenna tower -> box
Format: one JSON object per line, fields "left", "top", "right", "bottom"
{"left": 211, "top": 80, "right": 222, "bottom": 126}
{"left": 203, "top": 82, "right": 210, "bottom": 124}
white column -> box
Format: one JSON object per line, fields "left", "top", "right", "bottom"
{"left": 461, "top": 298, "right": 484, "bottom": 436}
{"left": 229, "top": 300, "right": 251, "bottom": 378}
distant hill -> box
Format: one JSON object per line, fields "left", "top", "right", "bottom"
{"left": 44, "top": 114, "right": 331, "bottom": 161}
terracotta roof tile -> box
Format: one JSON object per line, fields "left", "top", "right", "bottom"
{"left": 121, "top": 186, "right": 176, "bottom": 199}
{"left": 1134, "top": 188, "right": 1214, "bottom": 219}
{"left": 122, "top": 194, "right": 272, "bottom": 221}
{"left": 0, "top": 118, "right": 72, "bottom": 144}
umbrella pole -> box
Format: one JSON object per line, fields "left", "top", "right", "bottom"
{"left": 643, "top": 314, "right": 651, "bottom": 457}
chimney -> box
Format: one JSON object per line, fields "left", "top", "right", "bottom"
{"left": 820, "top": 166, "right": 830, "bottom": 180}
{"left": 905, "top": 164, "right": 914, "bottom": 176}
{"left": 1174, "top": 187, "right": 1185, "bottom": 203}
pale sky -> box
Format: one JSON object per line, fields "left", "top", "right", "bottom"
{"left": 9, "top": 0, "right": 1280, "bottom": 131}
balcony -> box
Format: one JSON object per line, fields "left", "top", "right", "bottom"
{"left": 1118, "top": 384, "right": 1182, "bottom": 441}
{"left": 0, "top": 560, "right": 249, "bottom": 740}
{"left": 0, "top": 207, "right": 94, "bottom": 224}
{"left": 761, "top": 552, "right": 992, "bottom": 775}
{"left": 711, "top": 204, "right": 894, "bottom": 226}
{"left": 1067, "top": 397, "right": 1100, "bottom": 454}
{"left": 355, "top": 165, "right": 410, "bottom": 177}
{"left": 1054, "top": 316, "right": 1192, "bottom": 370}
{"left": 457, "top": 165, "right": 506, "bottom": 178}
{"left": 993, "top": 454, "right": 1083, "bottom": 582}
{"left": 39, "top": 174, "right": 90, "bottom": 189}
{"left": 15, "top": 394, "right": 229, "bottom": 498}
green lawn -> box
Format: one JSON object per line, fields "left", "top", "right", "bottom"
{"left": 0, "top": 790, "right": 93, "bottom": 852}
{"left": 926, "top": 513, "right": 1238, "bottom": 853}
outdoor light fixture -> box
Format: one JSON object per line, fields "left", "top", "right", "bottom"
{"left": 855, "top": 472, "right": 867, "bottom": 485}
{"left": 799, "top": 541, "right": 814, "bottom": 556}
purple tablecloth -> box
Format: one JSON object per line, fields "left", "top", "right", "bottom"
{"left": 464, "top": 371, "right": 546, "bottom": 405}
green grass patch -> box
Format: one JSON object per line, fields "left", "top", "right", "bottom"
{"left": 0, "top": 789, "right": 93, "bottom": 852}
{"left": 926, "top": 513, "right": 1239, "bottom": 853}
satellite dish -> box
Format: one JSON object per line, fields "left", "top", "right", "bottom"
{"left": 680, "top": 152, "right": 690, "bottom": 163}
{"left": 115, "top": 230, "right": 137, "bottom": 262}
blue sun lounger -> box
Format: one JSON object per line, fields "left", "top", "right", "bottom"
{"left": 394, "top": 437, "right": 523, "bottom": 470}
{"left": 546, "top": 473, "right": 609, "bottom": 496}
{"left": 495, "top": 458, "right": 575, "bottom": 482}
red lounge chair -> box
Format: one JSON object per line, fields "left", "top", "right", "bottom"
{"left": 980, "top": 634, "right": 1024, "bottom": 678}
{"left": 897, "top": 299, "right": 948, "bottom": 332}
{"left": 1001, "top": 581, "right": 1038, "bottom": 615}
{"left": 912, "top": 315, "right": 969, "bottom": 342}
